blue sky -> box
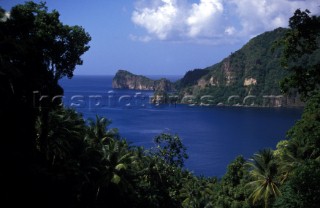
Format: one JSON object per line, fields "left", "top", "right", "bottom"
{"left": 1, "top": 0, "right": 319, "bottom": 76}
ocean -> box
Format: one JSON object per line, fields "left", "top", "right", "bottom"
{"left": 59, "top": 75, "right": 303, "bottom": 177}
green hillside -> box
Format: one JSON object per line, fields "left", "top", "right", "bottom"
{"left": 174, "top": 27, "right": 314, "bottom": 107}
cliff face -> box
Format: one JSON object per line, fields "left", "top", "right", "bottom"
{"left": 111, "top": 28, "right": 316, "bottom": 107}
{"left": 112, "top": 70, "right": 175, "bottom": 91}
{"left": 175, "top": 28, "right": 306, "bottom": 107}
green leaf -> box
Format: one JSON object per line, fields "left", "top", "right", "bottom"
{"left": 111, "top": 174, "right": 121, "bottom": 184}
{"left": 115, "top": 163, "right": 126, "bottom": 171}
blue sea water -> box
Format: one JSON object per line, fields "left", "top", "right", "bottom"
{"left": 59, "top": 75, "right": 303, "bottom": 177}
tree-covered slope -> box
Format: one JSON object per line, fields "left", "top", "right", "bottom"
{"left": 2, "top": 3, "right": 320, "bottom": 207}
{"left": 113, "top": 27, "right": 319, "bottom": 107}
{"left": 175, "top": 27, "right": 315, "bottom": 107}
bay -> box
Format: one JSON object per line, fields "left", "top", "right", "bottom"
{"left": 59, "top": 75, "right": 303, "bottom": 177}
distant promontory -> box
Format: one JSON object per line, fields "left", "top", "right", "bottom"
{"left": 112, "top": 70, "right": 175, "bottom": 91}
{"left": 111, "top": 27, "right": 316, "bottom": 107}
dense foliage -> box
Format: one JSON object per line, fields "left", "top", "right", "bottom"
{"left": 175, "top": 69, "right": 211, "bottom": 89}
{"left": 1, "top": 2, "right": 319, "bottom": 208}
{"left": 280, "top": 9, "right": 320, "bottom": 101}
{"left": 173, "top": 25, "right": 320, "bottom": 107}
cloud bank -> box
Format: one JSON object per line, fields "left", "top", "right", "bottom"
{"left": 131, "top": 0, "right": 320, "bottom": 44}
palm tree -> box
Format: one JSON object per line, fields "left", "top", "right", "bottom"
{"left": 96, "top": 139, "right": 143, "bottom": 208}
{"left": 277, "top": 138, "right": 320, "bottom": 183}
{"left": 246, "top": 149, "right": 281, "bottom": 208}
{"left": 82, "top": 115, "right": 134, "bottom": 205}
{"left": 85, "top": 115, "right": 119, "bottom": 148}
{"left": 35, "top": 107, "right": 86, "bottom": 164}
{"left": 101, "top": 139, "right": 134, "bottom": 185}
{"left": 180, "top": 176, "right": 215, "bottom": 208}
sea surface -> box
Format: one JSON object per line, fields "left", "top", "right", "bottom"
{"left": 59, "top": 75, "right": 303, "bottom": 177}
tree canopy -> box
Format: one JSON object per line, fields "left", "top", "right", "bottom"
{"left": 0, "top": 2, "right": 91, "bottom": 207}
{"left": 280, "top": 9, "right": 320, "bottom": 101}
{"left": 1, "top": 2, "right": 320, "bottom": 208}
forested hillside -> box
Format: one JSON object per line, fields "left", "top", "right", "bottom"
{"left": 174, "top": 27, "right": 320, "bottom": 107}
{"left": 1, "top": 2, "right": 320, "bottom": 208}
{"left": 114, "top": 27, "right": 320, "bottom": 107}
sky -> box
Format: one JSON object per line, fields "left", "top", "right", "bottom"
{"left": 1, "top": 0, "right": 319, "bottom": 76}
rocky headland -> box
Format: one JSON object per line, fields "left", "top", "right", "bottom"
{"left": 112, "top": 70, "right": 175, "bottom": 92}
{"left": 111, "top": 27, "right": 315, "bottom": 107}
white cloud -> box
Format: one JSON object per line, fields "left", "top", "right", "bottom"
{"left": 229, "top": 0, "right": 320, "bottom": 36}
{"left": 132, "top": 0, "right": 179, "bottom": 40}
{"left": 131, "top": 0, "right": 320, "bottom": 44}
{"left": 186, "top": 0, "right": 223, "bottom": 37}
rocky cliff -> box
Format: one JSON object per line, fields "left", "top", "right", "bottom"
{"left": 174, "top": 28, "right": 308, "bottom": 107}
{"left": 111, "top": 27, "right": 318, "bottom": 107}
{"left": 112, "top": 70, "right": 175, "bottom": 91}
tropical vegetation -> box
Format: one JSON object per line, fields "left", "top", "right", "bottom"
{"left": 1, "top": 2, "right": 319, "bottom": 208}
